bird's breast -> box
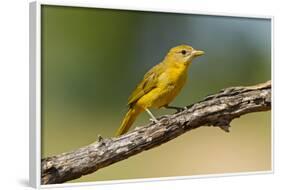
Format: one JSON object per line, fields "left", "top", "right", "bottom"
{"left": 136, "top": 65, "right": 188, "bottom": 109}
{"left": 159, "top": 66, "right": 187, "bottom": 88}
{"left": 150, "top": 67, "right": 187, "bottom": 107}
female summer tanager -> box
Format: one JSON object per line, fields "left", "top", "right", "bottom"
{"left": 116, "top": 44, "right": 204, "bottom": 136}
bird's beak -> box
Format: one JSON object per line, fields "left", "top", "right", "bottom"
{"left": 192, "top": 49, "right": 205, "bottom": 56}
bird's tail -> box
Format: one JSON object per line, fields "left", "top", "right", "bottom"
{"left": 115, "top": 107, "right": 142, "bottom": 136}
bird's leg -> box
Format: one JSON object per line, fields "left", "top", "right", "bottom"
{"left": 145, "top": 108, "right": 159, "bottom": 123}
{"left": 164, "top": 105, "right": 185, "bottom": 112}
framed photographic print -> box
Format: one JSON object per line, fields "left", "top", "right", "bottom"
{"left": 29, "top": 1, "right": 273, "bottom": 188}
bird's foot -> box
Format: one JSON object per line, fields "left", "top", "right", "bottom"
{"left": 149, "top": 118, "right": 160, "bottom": 124}
{"left": 145, "top": 108, "right": 160, "bottom": 124}
{"left": 175, "top": 107, "right": 185, "bottom": 113}
{"left": 157, "top": 115, "right": 169, "bottom": 120}
{"left": 164, "top": 105, "right": 185, "bottom": 113}
{"left": 97, "top": 134, "right": 106, "bottom": 146}
{"left": 98, "top": 134, "right": 103, "bottom": 142}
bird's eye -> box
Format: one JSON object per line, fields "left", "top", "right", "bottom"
{"left": 181, "top": 50, "right": 187, "bottom": 55}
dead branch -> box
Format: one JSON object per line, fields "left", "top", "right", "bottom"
{"left": 41, "top": 80, "right": 271, "bottom": 184}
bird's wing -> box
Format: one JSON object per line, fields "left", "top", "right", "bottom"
{"left": 127, "top": 63, "right": 164, "bottom": 107}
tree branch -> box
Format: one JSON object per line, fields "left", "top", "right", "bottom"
{"left": 41, "top": 81, "right": 271, "bottom": 184}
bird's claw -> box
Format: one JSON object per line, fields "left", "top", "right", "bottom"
{"left": 149, "top": 118, "right": 160, "bottom": 124}
{"left": 98, "top": 134, "right": 103, "bottom": 142}
{"left": 164, "top": 105, "right": 186, "bottom": 113}
{"left": 175, "top": 107, "right": 185, "bottom": 113}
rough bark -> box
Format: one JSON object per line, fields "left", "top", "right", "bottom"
{"left": 41, "top": 81, "right": 271, "bottom": 185}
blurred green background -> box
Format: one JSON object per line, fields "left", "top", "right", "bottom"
{"left": 41, "top": 5, "right": 271, "bottom": 183}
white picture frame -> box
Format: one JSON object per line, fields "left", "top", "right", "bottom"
{"left": 29, "top": 1, "right": 274, "bottom": 189}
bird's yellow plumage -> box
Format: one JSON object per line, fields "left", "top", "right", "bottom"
{"left": 116, "top": 44, "right": 204, "bottom": 136}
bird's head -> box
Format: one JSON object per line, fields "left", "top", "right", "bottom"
{"left": 165, "top": 44, "right": 204, "bottom": 66}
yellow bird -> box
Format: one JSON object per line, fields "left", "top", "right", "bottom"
{"left": 116, "top": 44, "right": 204, "bottom": 136}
